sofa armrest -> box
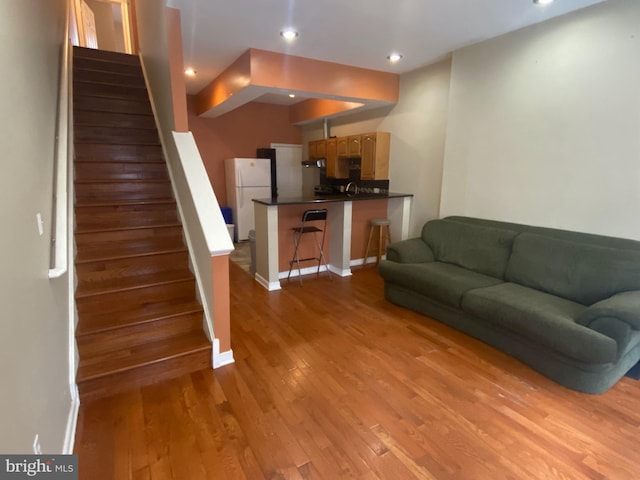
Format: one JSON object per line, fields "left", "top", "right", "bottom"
{"left": 385, "top": 238, "right": 435, "bottom": 264}
{"left": 578, "top": 291, "right": 640, "bottom": 330}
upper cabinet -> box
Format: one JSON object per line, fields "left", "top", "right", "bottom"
{"left": 326, "top": 137, "right": 348, "bottom": 179}
{"left": 308, "top": 131, "right": 390, "bottom": 180}
{"left": 309, "top": 139, "right": 326, "bottom": 160}
{"left": 337, "top": 137, "right": 348, "bottom": 157}
{"left": 347, "top": 135, "right": 362, "bottom": 156}
{"left": 360, "top": 132, "right": 390, "bottom": 180}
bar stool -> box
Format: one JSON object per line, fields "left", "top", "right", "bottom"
{"left": 363, "top": 218, "right": 392, "bottom": 266}
{"left": 287, "top": 209, "right": 332, "bottom": 285}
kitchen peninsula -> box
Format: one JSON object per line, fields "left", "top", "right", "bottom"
{"left": 252, "top": 192, "right": 412, "bottom": 290}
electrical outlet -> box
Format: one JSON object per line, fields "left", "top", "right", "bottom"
{"left": 36, "top": 213, "right": 44, "bottom": 236}
{"left": 33, "top": 434, "right": 42, "bottom": 455}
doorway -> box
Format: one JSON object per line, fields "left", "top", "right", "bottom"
{"left": 71, "top": 0, "right": 135, "bottom": 54}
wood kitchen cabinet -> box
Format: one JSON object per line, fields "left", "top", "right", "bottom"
{"left": 360, "top": 132, "right": 390, "bottom": 180}
{"left": 308, "top": 139, "right": 326, "bottom": 160}
{"left": 326, "top": 137, "right": 348, "bottom": 178}
{"left": 347, "top": 135, "right": 362, "bottom": 156}
{"left": 308, "top": 140, "right": 318, "bottom": 160}
{"left": 336, "top": 137, "right": 348, "bottom": 157}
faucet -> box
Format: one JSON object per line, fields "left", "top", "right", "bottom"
{"left": 345, "top": 182, "right": 359, "bottom": 196}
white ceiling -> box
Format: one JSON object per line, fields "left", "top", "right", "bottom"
{"left": 167, "top": 0, "right": 606, "bottom": 97}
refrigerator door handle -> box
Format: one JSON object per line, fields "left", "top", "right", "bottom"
{"left": 239, "top": 187, "right": 244, "bottom": 209}
{"left": 237, "top": 168, "right": 243, "bottom": 189}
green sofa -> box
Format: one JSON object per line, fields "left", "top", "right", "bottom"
{"left": 378, "top": 216, "right": 640, "bottom": 394}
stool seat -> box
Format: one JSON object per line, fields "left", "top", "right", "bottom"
{"left": 363, "top": 218, "right": 392, "bottom": 267}
{"left": 370, "top": 218, "right": 391, "bottom": 226}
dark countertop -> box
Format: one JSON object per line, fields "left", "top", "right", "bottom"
{"left": 252, "top": 192, "right": 413, "bottom": 206}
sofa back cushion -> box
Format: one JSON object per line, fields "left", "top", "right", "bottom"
{"left": 422, "top": 220, "right": 518, "bottom": 278}
{"left": 505, "top": 233, "right": 640, "bottom": 305}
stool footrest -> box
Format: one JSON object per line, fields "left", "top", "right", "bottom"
{"left": 290, "top": 257, "right": 321, "bottom": 264}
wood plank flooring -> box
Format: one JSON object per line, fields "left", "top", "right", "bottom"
{"left": 74, "top": 263, "right": 640, "bottom": 479}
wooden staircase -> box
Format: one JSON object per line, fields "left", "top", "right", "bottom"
{"left": 72, "top": 46, "right": 211, "bottom": 402}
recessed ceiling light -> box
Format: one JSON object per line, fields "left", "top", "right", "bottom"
{"left": 184, "top": 68, "right": 196, "bottom": 76}
{"left": 387, "top": 53, "right": 403, "bottom": 63}
{"left": 288, "top": 94, "right": 296, "bottom": 98}
{"left": 280, "top": 29, "right": 299, "bottom": 41}
{"left": 533, "top": 0, "right": 554, "bottom": 4}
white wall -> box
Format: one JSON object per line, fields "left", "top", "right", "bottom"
{"left": 302, "top": 59, "right": 452, "bottom": 237}
{"left": 441, "top": 0, "right": 640, "bottom": 240}
{"left": 0, "top": 0, "right": 72, "bottom": 453}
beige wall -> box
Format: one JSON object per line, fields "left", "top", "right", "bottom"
{"left": 301, "top": 59, "right": 452, "bottom": 237}
{"left": 0, "top": 0, "right": 72, "bottom": 453}
{"left": 441, "top": 0, "right": 640, "bottom": 240}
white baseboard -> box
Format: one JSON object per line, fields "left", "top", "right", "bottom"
{"left": 255, "top": 272, "right": 281, "bottom": 291}
{"left": 62, "top": 384, "right": 80, "bottom": 454}
{"left": 213, "top": 338, "right": 235, "bottom": 368}
{"left": 351, "top": 255, "right": 386, "bottom": 267}
{"left": 279, "top": 264, "right": 330, "bottom": 279}
{"left": 328, "top": 265, "right": 352, "bottom": 277}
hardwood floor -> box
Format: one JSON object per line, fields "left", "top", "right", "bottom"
{"left": 74, "top": 263, "right": 640, "bottom": 479}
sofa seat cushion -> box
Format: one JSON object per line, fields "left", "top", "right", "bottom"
{"left": 462, "top": 283, "right": 617, "bottom": 364}
{"left": 378, "top": 261, "right": 503, "bottom": 308}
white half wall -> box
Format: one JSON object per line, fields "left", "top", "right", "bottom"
{"left": 441, "top": 0, "right": 640, "bottom": 240}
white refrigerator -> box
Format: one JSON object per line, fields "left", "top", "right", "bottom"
{"left": 225, "top": 158, "right": 272, "bottom": 242}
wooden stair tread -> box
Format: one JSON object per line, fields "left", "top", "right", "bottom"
{"left": 73, "top": 143, "right": 164, "bottom": 162}
{"left": 75, "top": 268, "right": 195, "bottom": 298}
{"left": 77, "top": 331, "right": 211, "bottom": 382}
{"left": 73, "top": 95, "right": 153, "bottom": 116}
{"left": 75, "top": 208, "right": 179, "bottom": 231}
{"left": 75, "top": 198, "right": 175, "bottom": 208}
{"left": 77, "top": 299, "right": 204, "bottom": 336}
{"left": 74, "top": 178, "right": 170, "bottom": 185}
{"left": 76, "top": 237, "right": 187, "bottom": 263}
{"left": 76, "top": 222, "right": 181, "bottom": 235}
{"left": 74, "top": 111, "right": 155, "bottom": 128}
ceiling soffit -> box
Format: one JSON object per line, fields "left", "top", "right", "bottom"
{"left": 194, "top": 49, "right": 399, "bottom": 124}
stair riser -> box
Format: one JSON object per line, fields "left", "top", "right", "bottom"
{"left": 73, "top": 56, "right": 142, "bottom": 75}
{"left": 74, "top": 95, "right": 152, "bottom": 115}
{"left": 74, "top": 47, "right": 142, "bottom": 65}
{"left": 74, "top": 126, "right": 160, "bottom": 145}
{"left": 75, "top": 182, "right": 173, "bottom": 203}
{"left": 75, "top": 162, "right": 169, "bottom": 181}
{"left": 77, "top": 348, "right": 211, "bottom": 403}
{"left": 74, "top": 143, "right": 163, "bottom": 162}
{"left": 74, "top": 111, "right": 156, "bottom": 129}
{"left": 76, "top": 225, "right": 183, "bottom": 245}
{"left": 75, "top": 205, "right": 179, "bottom": 230}
{"left": 77, "top": 312, "right": 204, "bottom": 356}
{"left": 73, "top": 68, "right": 144, "bottom": 87}
{"left": 76, "top": 280, "right": 198, "bottom": 316}
{"left": 76, "top": 252, "right": 190, "bottom": 289}
{"left": 74, "top": 81, "right": 149, "bottom": 101}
